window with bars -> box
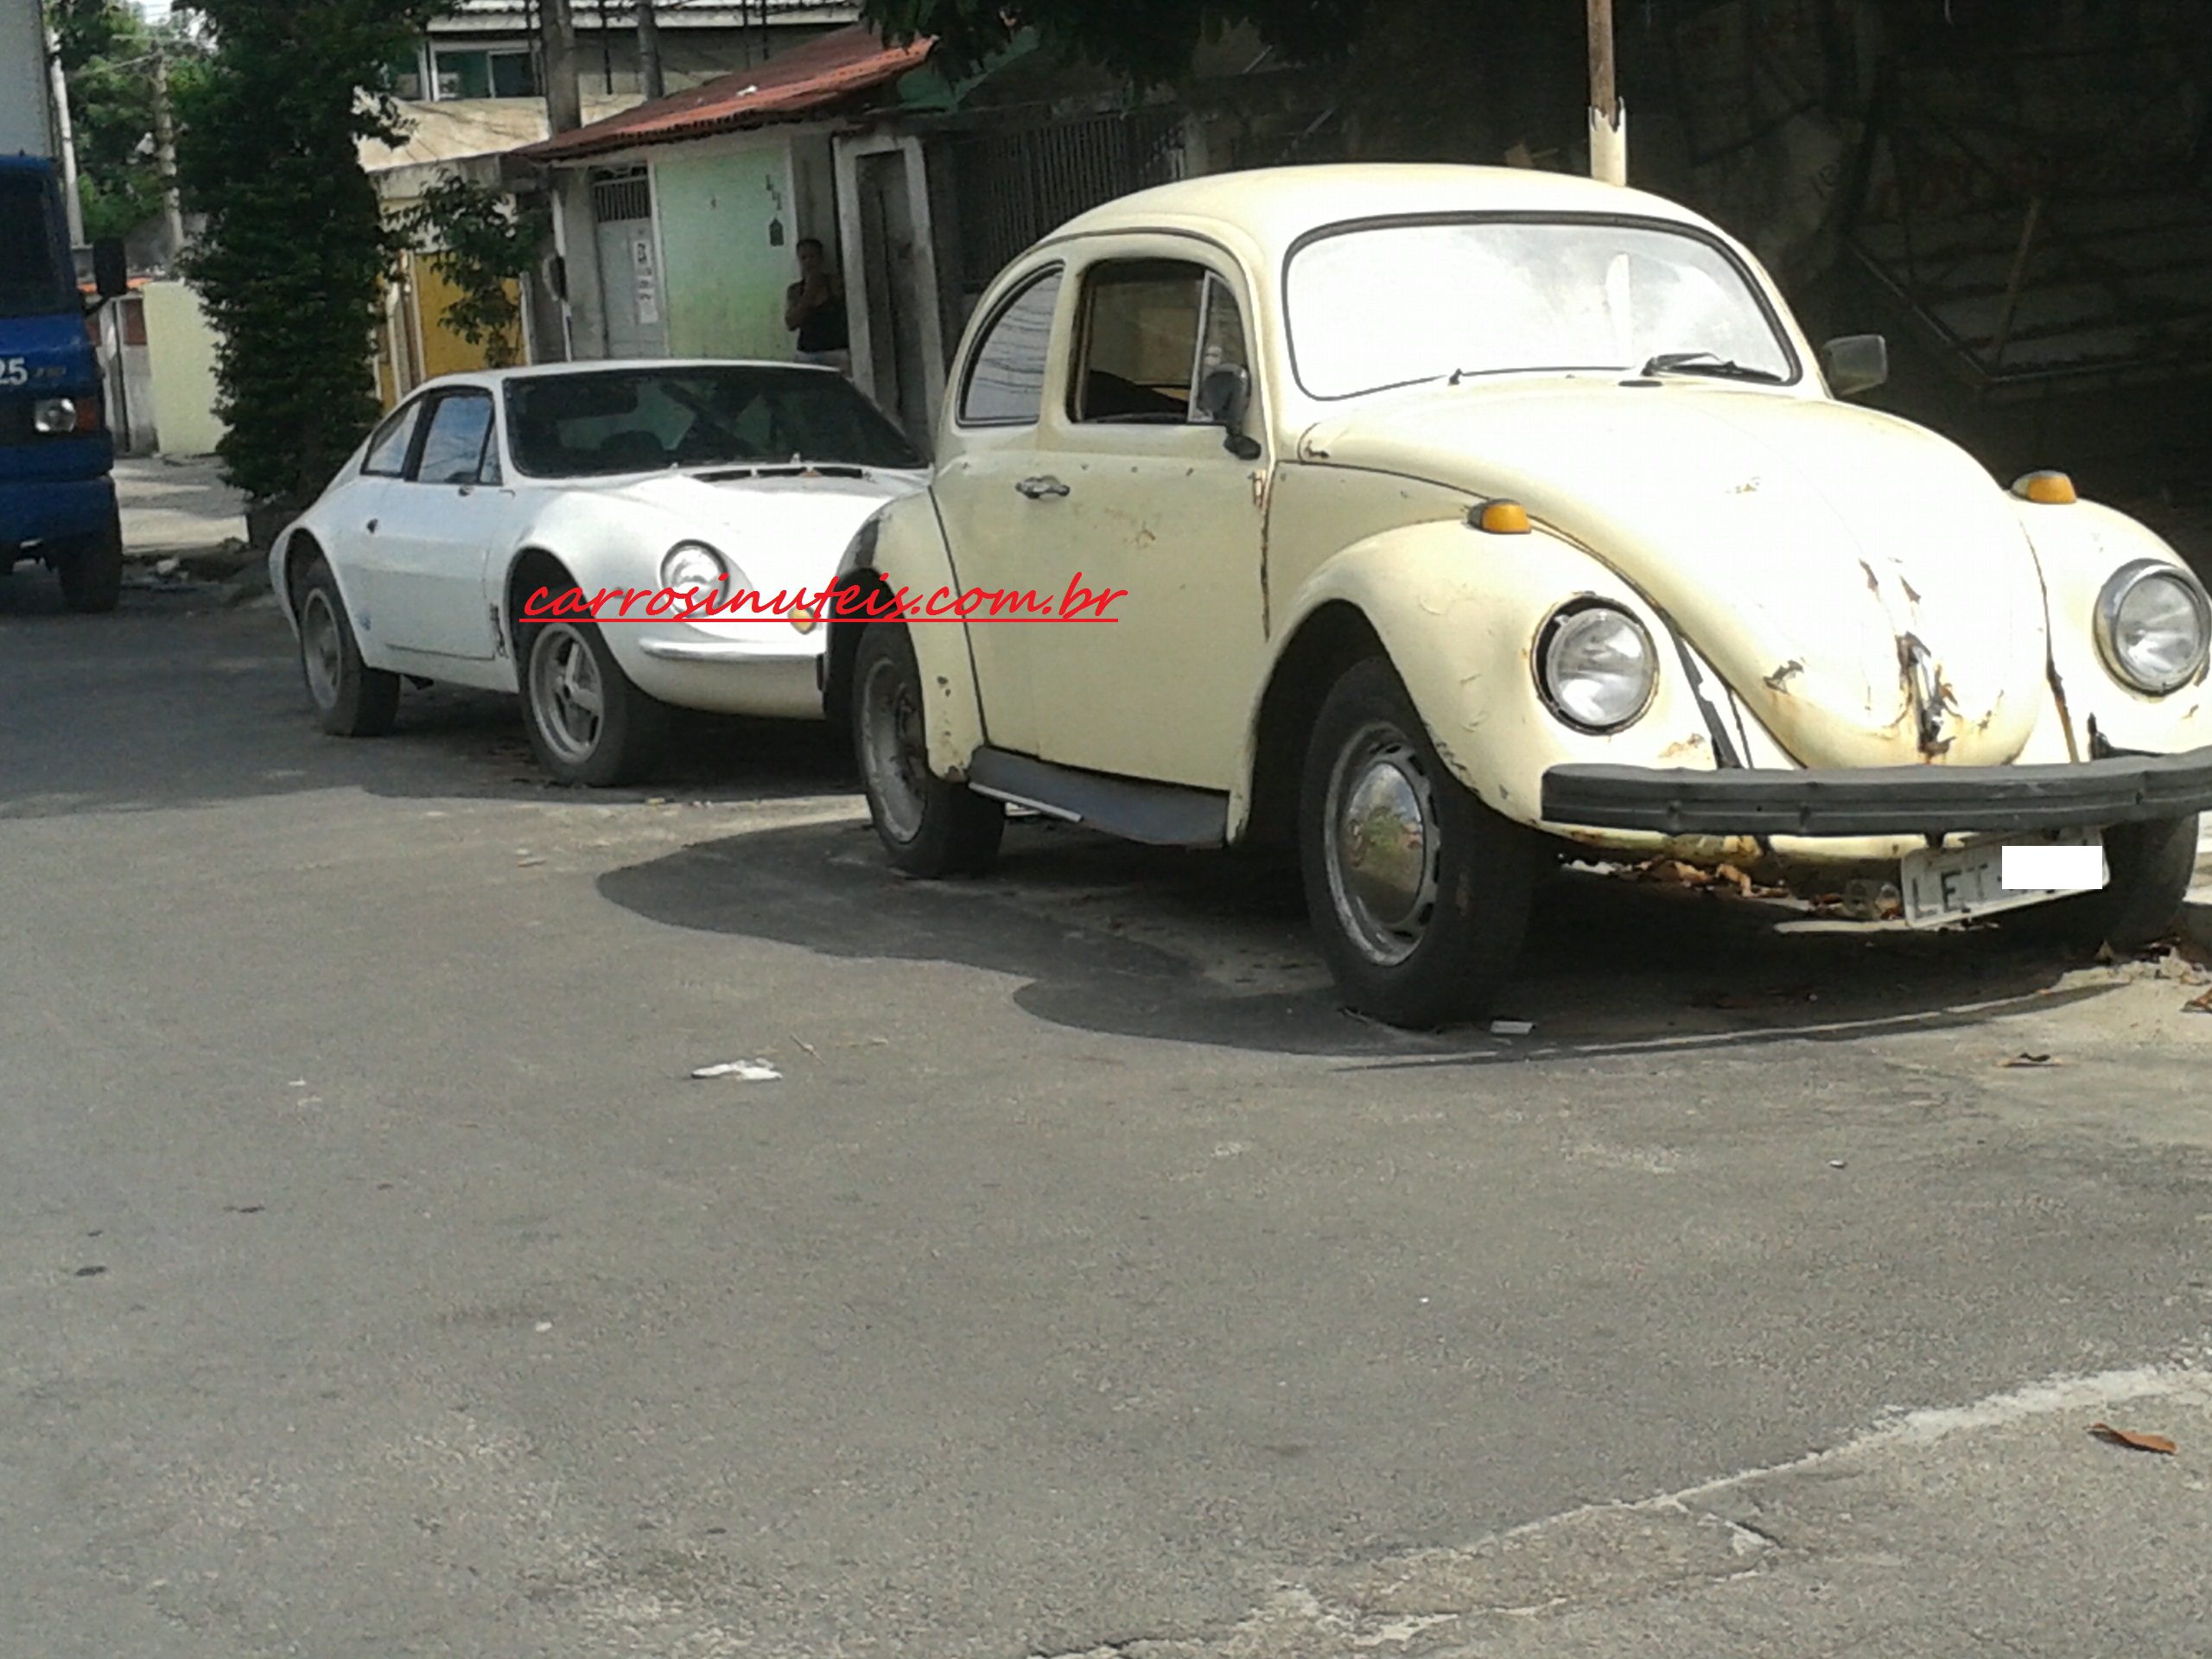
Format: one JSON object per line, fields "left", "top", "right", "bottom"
{"left": 591, "top": 168, "right": 653, "bottom": 225}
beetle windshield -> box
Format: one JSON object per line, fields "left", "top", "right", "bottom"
{"left": 1286, "top": 217, "right": 1796, "bottom": 398}
{"left": 505, "top": 365, "right": 923, "bottom": 478}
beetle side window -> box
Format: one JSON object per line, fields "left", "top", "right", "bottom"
{"left": 360, "top": 399, "right": 425, "bottom": 478}
{"left": 958, "top": 269, "right": 1063, "bottom": 427}
{"left": 410, "top": 392, "right": 497, "bottom": 486}
{"left": 1071, "top": 261, "right": 1249, "bottom": 425}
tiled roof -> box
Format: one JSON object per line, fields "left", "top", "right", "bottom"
{"left": 517, "top": 25, "right": 930, "bottom": 162}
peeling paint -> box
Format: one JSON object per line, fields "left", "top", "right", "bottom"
{"left": 1659, "top": 733, "right": 1708, "bottom": 760}
{"left": 1859, "top": 560, "right": 1882, "bottom": 598}
{"left": 1763, "top": 659, "right": 1803, "bottom": 691}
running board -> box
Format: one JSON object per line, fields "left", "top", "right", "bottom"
{"left": 965, "top": 748, "right": 1229, "bottom": 848}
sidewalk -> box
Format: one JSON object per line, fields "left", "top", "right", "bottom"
{"left": 116, "top": 454, "right": 251, "bottom": 575}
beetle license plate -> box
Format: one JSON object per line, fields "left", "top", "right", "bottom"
{"left": 1898, "top": 830, "right": 2106, "bottom": 928}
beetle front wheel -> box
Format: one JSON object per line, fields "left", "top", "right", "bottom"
{"left": 2012, "top": 813, "right": 2200, "bottom": 953}
{"left": 1300, "top": 658, "right": 1539, "bottom": 1028}
{"left": 853, "top": 623, "right": 1003, "bottom": 876}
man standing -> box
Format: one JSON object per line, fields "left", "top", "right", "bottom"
{"left": 785, "top": 238, "right": 851, "bottom": 375}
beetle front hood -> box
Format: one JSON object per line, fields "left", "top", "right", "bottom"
{"left": 1302, "top": 381, "right": 2052, "bottom": 767}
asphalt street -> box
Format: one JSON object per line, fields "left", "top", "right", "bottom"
{"left": 4, "top": 569, "right": 2212, "bottom": 1659}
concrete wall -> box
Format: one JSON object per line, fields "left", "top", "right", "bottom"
{"left": 140, "top": 280, "right": 226, "bottom": 457}
{"left": 652, "top": 138, "right": 798, "bottom": 362}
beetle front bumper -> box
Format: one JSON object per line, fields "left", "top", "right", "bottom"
{"left": 1541, "top": 745, "right": 2212, "bottom": 838}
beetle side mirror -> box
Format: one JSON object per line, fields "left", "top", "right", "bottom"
{"left": 1197, "top": 364, "right": 1262, "bottom": 461}
{"left": 1821, "top": 334, "right": 1889, "bottom": 397}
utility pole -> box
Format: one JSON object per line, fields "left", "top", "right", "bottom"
{"left": 153, "top": 44, "right": 186, "bottom": 262}
{"left": 539, "top": 0, "right": 582, "bottom": 135}
{"left": 637, "top": 0, "right": 664, "bottom": 100}
{"left": 44, "top": 22, "right": 86, "bottom": 248}
{"left": 1586, "top": 0, "right": 1627, "bottom": 186}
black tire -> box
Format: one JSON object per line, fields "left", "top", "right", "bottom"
{"left": 2021, "top": 814, "right": 2199, "bottom": 952}
{"left": 852, "top": 622, "right": 1003, "bottom": 876}
{"left": 295, "top": 556, "right": 400, "bottom": 736}
{"left": 516, "top": 608, "right": 668, "bottom": 786}
{"left": 1299, "top": 657, "right": 1539, "bottom": 1028}
{"left": 56, "top": 506, "right": 124, "bottom": 614}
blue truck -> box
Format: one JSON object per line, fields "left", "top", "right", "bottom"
{"left": 2, "top": 0, "right": 124, "bottom": 613}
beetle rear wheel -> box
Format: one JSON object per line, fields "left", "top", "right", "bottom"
{"left": 1300, "top": 657, "right": 1538, "bottom": 1028}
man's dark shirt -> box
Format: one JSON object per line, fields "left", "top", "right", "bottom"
{"left": 791, "top": 282, "right": 849, "bottom": 353}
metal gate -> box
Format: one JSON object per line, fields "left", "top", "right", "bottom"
{"left": 592, "top": 166, "right": 666, "bottom": 360}
{"left": 939, "top": 109, "right": 1190, "bottom": 303}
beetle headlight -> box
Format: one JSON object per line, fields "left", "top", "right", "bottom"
{"left": 1538, "top": 603, "right": 1657, "bottom": 732}
{"left": 2095, "top": 559, "right": 2209, "bottom": 695}
{"left": 31, "top": 397, "right": 77, "bottom": 435}
{"left": 661, "top": 540, "right": 732, "bottom": 594}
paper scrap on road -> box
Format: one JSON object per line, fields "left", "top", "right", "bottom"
{"left": 2089, "top": 1421, "right": 2177, "bottom": 1455}
{"left": 690, "top": 1060, "right": 782, "bottom": 1082}
{"left": 1490, "top": 1019, "right": 1535, "bottom": 1036}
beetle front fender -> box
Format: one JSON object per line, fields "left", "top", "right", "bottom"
{"left": 827, "top": 492, "right": 988, "bottom": 779}
{"left": 1237, "top": 520, "right": 1720, "bottom": 834}
{"left": 2012, "top": 498, "right": 2212, "bottom": 757}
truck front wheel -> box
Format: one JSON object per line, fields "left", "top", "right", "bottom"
{"left": 56, "top": 508, "right": 124, "bottom": 614}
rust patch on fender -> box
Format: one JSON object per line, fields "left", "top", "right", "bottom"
{"left": 1659, "top": 733, "right": 1707, "bottom": 761}
{"left": 2048, "top": 661, "right": 2081, "bottom": 762}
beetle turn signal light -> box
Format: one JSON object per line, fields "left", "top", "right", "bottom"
{"left": 2012, "top": 470, "right": 2078, "bottom": 505}
{"left": 1471, "top": 499, "right": 1532, "bottom": 534}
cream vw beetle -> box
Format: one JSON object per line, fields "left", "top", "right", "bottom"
{"left": 825, "top": 165, "right": 2212, "bottom": 1027}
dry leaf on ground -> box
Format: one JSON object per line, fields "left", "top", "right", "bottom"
{"left": 1999, "top": 1052, "right": 2061, "bottom": 1068}
{"left": 2089, "top": 1422, "right": 2178, "bottom": 1455}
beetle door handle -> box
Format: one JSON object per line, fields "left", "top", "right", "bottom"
{"left": 1014, "top": 475, "right": 1070, "bottom": 500}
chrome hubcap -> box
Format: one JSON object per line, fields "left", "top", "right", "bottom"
{"left": 859, "top": 651, "right": 929, "bottom": 843}
{"left": 1325, "top": 725, "right": 1440, "bottom": 967}
{"left": 301, "top": 590, "right": 343, "bottom": 709}
{"left": 529, "top": 624, "right": 605, "bottom": 766}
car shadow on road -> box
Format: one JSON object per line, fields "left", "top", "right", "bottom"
{"left": 0, "top": 577, "right": 855, "bottom": 818}
{"left": 596, "top": 816, "right": 2108, "bottom": 1060}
